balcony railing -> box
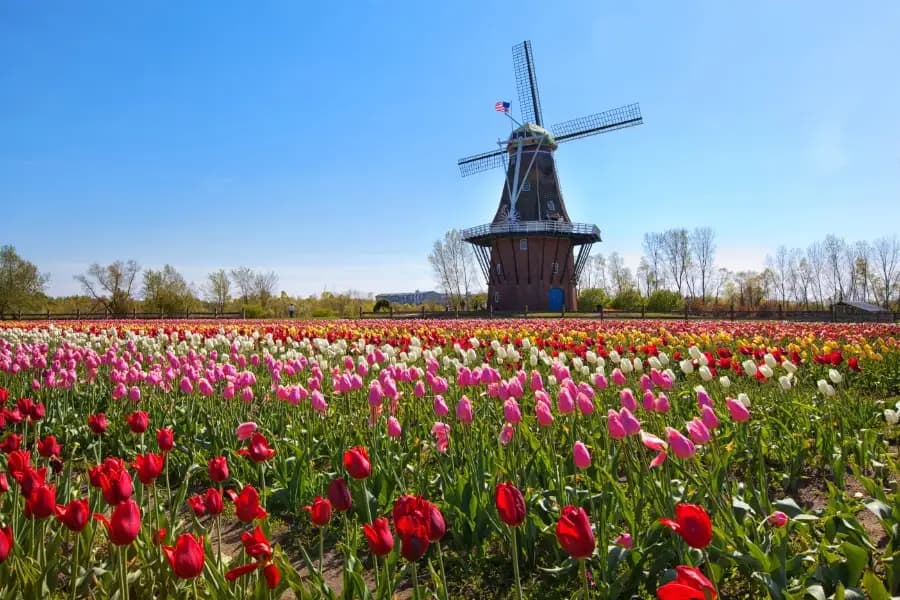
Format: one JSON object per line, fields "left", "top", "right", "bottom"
{"left": 461, "top": 221, "right": 601, "bottom": 243}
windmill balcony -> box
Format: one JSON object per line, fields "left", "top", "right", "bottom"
{"left": 461, "top": 221, "right": 601, "bottom": 246}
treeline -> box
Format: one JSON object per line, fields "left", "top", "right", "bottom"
{"left": 0, "top": 247, "right": 380, "bottom": 318}
{"left": 577, "top": 230, "right": 900, "bottom": 311}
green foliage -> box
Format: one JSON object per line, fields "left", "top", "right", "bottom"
{"left": 577, "top": 287, "right": 609, "bottom": 312}
{"left": 373, "top": 299, "right": 391, "bottom": 313}
{"left": 611, "top": 287, "right": 643, "bottom": 310}
{"left": 242, "top": 303, "right": 269, "bottom": 318}
{"left": 0, "top": 245, "right": 48, "bottom": 315}
{"left": 646, "top": 289, "right": 683, "bottom": 312}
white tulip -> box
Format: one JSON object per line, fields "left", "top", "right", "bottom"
{"left": 764, "top": 353, "right": 777, "bottom": 368}
{"left": 620, "top": 358, "right": 633, "bottom": 373}
{"left": 609, "top": 350, "right": 621, "bottom": 364}
{"left": 680, "top": 360, "right": 694, "bottom": 374}
{"left": 759, "top": 364, "right": 774, "bottom": 379}
{"left": 719, "top": 375, "right": 731, "bottom": 388}
{"left": 828, "top": 369, "right": 843, "bottom": 384}
{"left": 689, "top": 346, "right": 702, "bottom": 360}
{"left": 632, "top": 357, "right": 643, "bottom": 372}
{"left": 648, "top": 356, "right": 661, "bottom": 370}
{"left": 699, "top": 365, "right": 713, "bottom": 381}
{"left": 885, "top": 409, "right": 899, "bottom": 426}
{"left": 782, "top": 360, "right": 797, "bottom": 374}
{"left": 778, "top": 375, "right": 792, "bottom": 390}
{"left": 742, "top": 360, "right": 758, "bottom": 377}
{"left": 548, "top": 375, "right": 557, "bottom": 386}
{"left": 738, "top": 392, "right": 751, "bottom": 407}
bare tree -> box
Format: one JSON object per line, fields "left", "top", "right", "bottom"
{"left": 607, "top": 252, "right": 634, "bottom": 297}
{"left": 204, "top": 270, "right": 231, "bottom": 311}
{"left": 823, "top": 234, "right": 847, "bottom": 302}
{"left": 75, "top": 260, "right": 140, "bottom": 315}
{"left": 806, "top": 242, "right": 826, "bottom": 307}
{"left": 0, "top": 245, "right": 49, "bottom": 315}
{"left": 641, "top": 232, "right": 666, "bottom": 291}
{"left": 662, "top": 228, "right": 691, "bottom": 296}
{"left": 230, "top": 267, "right": 255, "bottom": 303}
{"left": 252, "top": 271, "right": 279, "bottom": 307}
{"left": 689, "top": 227, "right": 716, "bottom": 301}
{"left": 766, "top": 245, "right": 790, "bottom": 308}
{"left": 428, "top": 229, "right": 477, "bottom": 309}
{"left": 872, "top": 235, "right": 900, "bottom": 309}
{"left": 637, "top": 257, "right": 654, "bottom": 298}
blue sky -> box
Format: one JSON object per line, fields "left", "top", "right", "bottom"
{"left": 1, "top": 1, "right": 898, "bottom": 297}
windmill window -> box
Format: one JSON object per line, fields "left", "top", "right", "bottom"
{"left": 552, "top": 262, "right": 560, "bottom": 274}
{"left": 519, "top": 239, "right": 527, "bottom": 250}
{"left": 495, "top": 263, "right": 503, "bottom": 275}
{"left": 494, "top": 291, "right": 500, "bottom": 304}
{"left": 547, "top": 200, "right": 555, "bottom": 211}
{"left": 521, "top": 181, "right": 531, "bottom": 192}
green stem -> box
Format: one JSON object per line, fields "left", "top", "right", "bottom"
{"left": 319, "top": 526, "right": 325, "bottom": 574}
{"left": 436, "top": 543, "right": 450, "bottom": 600}
{"left": 412, "top": 562, "right": 421, "bottom": 600}
{"left": 70, "top": 532, "right": 80, "bottom": 600}
{"left": 362, "top": 481, "right": 379, "bottom": 587}
{"left": 581, "top": 558, "right": 589, "bottom": 599}
{"left": 120, "top": 545, "right": 128, "bottom": 600}
{"left": 510, "top": 526, "right": 523, "bottom": 600}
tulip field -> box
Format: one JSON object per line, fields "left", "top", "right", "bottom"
{"left": 0, "top": 319, "right": 898, "bottom": 599}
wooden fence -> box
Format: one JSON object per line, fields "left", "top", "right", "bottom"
{"left": 0, "top": 310, "right": 244, "bottom": 321}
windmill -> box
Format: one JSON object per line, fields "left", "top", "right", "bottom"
{"left": 458, "top": 40, "right": 643, "bottom": 312}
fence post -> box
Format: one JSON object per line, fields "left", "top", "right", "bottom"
{"left": 561, "top": 305, "right": 565, "bottom": 318}
{"left": 389, "top": 306, "right": 393, "bottom": 319}
{"left": 524, "top": 305, "right": 528, "bottom": 318}
{"left": 684, "top": 303, "right": 689, "bottom": 321}
{"left": 730, "top": 303, "right": 735, "bottom": 321}
{"left": 241, "top": 306, "right": 246, "bottom": 319}
{"left": 599, "top": 305, "right": 604, "bottom": 321}
{"left": 489, "top": 305, "right": 493, "bottom": 319}
{"left": 76, "top": 308, "right": 80, "bottom": 319}
{"left": 641, "top": 303, "right": 645, "bottom": 319}
{"left": 359, "top": 306, "right": 362, "bottom": 319}
{"left": 421, "top": 306, "right": 425, "bottom": 319}
{"left": 47, "top": 310, "right": 50, "bottom": 320}
{"left": 133, "top": 308, "right": 136, "bottom": 319}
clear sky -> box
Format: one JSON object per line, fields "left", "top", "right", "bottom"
{"left": 2, "top": 1, "right": 898, "bottom": 298}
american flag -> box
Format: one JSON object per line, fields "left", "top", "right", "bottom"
{"left": 495, "top": 101, "right": 510, "bottom": 113}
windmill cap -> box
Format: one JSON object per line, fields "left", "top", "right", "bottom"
{"left": 507, "top": 124, "right": 558, "bottom": 150}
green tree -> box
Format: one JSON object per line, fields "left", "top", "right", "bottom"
{"left": 75, "top": 260, "right": 141, "bottom": 315}
{"left": 577, "top": 288, "right": 609, "bottom": 312}
{"left": 142, "top": 265, "right": 195, "bottom": 315}
{"left": 0, "top": 245, "right": 48, "bottom": 315}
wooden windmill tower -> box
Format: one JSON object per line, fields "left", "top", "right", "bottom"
{"left": 458, "top": 40, "right": 643, "bottom": 312}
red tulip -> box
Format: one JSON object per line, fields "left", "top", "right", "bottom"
{"left": 399, "top": 522, "right": 430, "bottom": 561}
{"left": 88, "top": 413, "right": 108, "bottom": 435}
{"left": 37, "top": 435, "right": 61, "bottom": 458}
{"left": 126, "top": 411, "right": 149, "bottom": 434}
{"left": 263, "top": 563, "right": 280, "bottom": 589}
{"left": 157, "top": 428, "right": 174, "bottom": 453}
{"left": 98, "top": 466, "right": 133, "bottom": 506}
{"left": 656, "top": 565, "right": 717, "bottom": 599}
{"left": 363, "top": 517, "right": 394, "bottom": 556}
{"left": 241, "top": 525, "right": 273, "bottom": 560}
{"left": 238, "top": 432, "right": 276, "bottom": 463}
{"left": 14, "top": 465, "right": 46, "bottom": 499}
{"left": 343, "top": 446, "right": 371, "bottom": 479}
{"left": 425, "top": 502, "right": 445, "bottom": 542}
{"left": 234, "top": 485, "right": 267, "bottom": 522}
{"left": 25, "top": 483, "right": 56, "bottom": 519}
{"left": 0, "top": 473, "right": 8, "bottom": 495}
{"left": 555, "top": 505, "right": 595, "bottom": 559}
{"left": 0, "top": 433, "right": 21, "bottom": 454}
{"left": 163, "top": 533, "right": 205, "bottom": 579}
{"left": 133, "top": 452, "right": 165, "bottom": 485}
{"left": 304, "top": 496, "right": 332, "bottom": 527}
{"left": 0, "top": 526, "right": 12, "bottom": 563}
{"left": 55, "top": 499, "right": 90, "bottom": 532}
{"left": 93, "top": 498, "right": 142, "bottom": 546}
{"left": 207, "top": 456, "right": 228, "bottom": 482}
{"left": 659, "top": 504, "right": 713, "bottom": 549}
{"left": 392, "top": 494, "right": 437, "bottom": 561}
{"left": 188, "top": 494, "right": 207, "bottom": 517}
{"left": 327, "top": 477, "right": 352, "bottom": 512}
{"left": 204, "top": 487, "right": 223, "bottom": 516}
{"left": 848, "top": 357, "right": 860, "bottom": 371}
{"left": 495, "top": 482, "right": 526, "bottom": 527}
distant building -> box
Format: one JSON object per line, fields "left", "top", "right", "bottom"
{"left": 832, "top": 300, "right": 893, "bottom": 322}
{"left": 375, "top": 290, "right": 448, "bottom": 306}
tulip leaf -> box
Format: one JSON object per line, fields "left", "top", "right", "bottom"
{"left": 838, "top": 542, "right": 867, "bottom": 586}
{"left": 864, "top": 499, "right": 891, "bottom": 520}
{"left": 805, "top": 584, "right": 827, "bottom": 600}
{"left": 773, "top": 497, "right": 805, "bottom": 518}
{"left": 861, "top": 571, "right": 890, "bottom": 600}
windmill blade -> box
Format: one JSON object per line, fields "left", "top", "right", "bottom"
{"left": 512, "top": 41, "right": 543, "bottom": 126}
{"left": 458, "top": 149, "right": 506, "bottom": 177}
{"left": 551, "top": 103, "right": 643, "bottom": 143}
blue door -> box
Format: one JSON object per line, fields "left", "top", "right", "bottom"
{"left": 548, "top": 287, "right": 564, "bottom": 311}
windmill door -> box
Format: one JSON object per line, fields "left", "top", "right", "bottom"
{"left": 548, "top": 288, "right": 564, "bottom": 311}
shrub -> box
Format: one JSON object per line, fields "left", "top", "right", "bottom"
{"left": 610, "top": 288, "right": 643, "bottom": 311}
{"left": 577, "top": 288, "right": 609, "bottom": 312}
{"left": 646, "top": 290, "right": 683, "bottom": 313}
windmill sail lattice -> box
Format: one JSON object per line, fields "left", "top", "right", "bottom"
{"left": 458, "top": 40, "right": 643, "bottom": 312}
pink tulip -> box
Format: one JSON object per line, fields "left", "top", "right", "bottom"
{"left": 432, "top": 422, "right": 450, "bottom": 453}
{"left": 620, "top": 388, "right": 637, "bottom": 411}
{"left": 611, "top": 368, "right": 626, "bottom": 386}
{"left": 433, "top": 395, "right": 449, "bottom": 417}
{"left": 700, "top": 405, "right": 720, "bottom": 430}
{"left": 619, "top": 407, "right": 641, "bottom": 436}
{"left": 387, "top": 416, "right": 402, "bottom": 438}
{"left": 530, "top": 370, "right": 544, "bottom": 392}
{"left": 503, "top": 398, "right": 522, "bottom": 424}
{"left": 573, "top": 441, "right": 591, "bottom": 469}
{"left": 310, "top": 390, "right": 328, "bottom": 414}
{"left": 654, "top": 393, "right": 670, "bottom": 413}
{"left": 649, "top": 451, "right": 667, "bottom": 468}
{"left": 112, "top": 382, "right": 127, "bottom": 400}
{"left": 179, "top": 376, "right": 193, "bottom": 394}
{"left": 534, "top": 390, "right": 550, "bottom": 406}
{"left": 767, "top": 511, "right": 789, "bottom": 528}
{"left": 240, "top": 387, "right": 254, "bottom": 403}
{"left": 197, "top": 378, "right": 213, "bottom": 397}
{"left": 686, "top": 418, "right": 711, "bottom": 445}
{"left": 557, "top": 389, "right": 575, "bottom": 414}
{"left": 498, "top": 423, "right": 515, "bottom": 446}
{"left": 576, "top": 392, "right": 594, "bottom": 416}
{"left": 725, "top": 397, "right": 751, "bottom": 422}
{"left": 222, "top": 382, "right": 235, "bottom": 400}
{"left": 607, "top": 409, "right": 626, "bottom": 440}
{"left": 368, "top": 381, "right": 383, "bottom": 406}
{"left": 696, "top": 388, "right": 713, "bottom": 408}
{"left": 456, "top": 396, "right": 473, "bottom": 425}
{"left": 236, "top": 422, "right": 258, "bottom": 441}
{"left": 640, "top": 374, "right": 653, "bottom": 392}
{"left": 413, "top": 380, "right": 425, "bottom": 398}
{"left": 535, "top": 401, "right": 554, "bottom": 427}
{"left": 592, "top": 373, "right": 608, "bottom": 390}
{"left": 614, "top": 532, "right": 633, "bottom": 548}
{"left": 665, "top": 427, "right": 696, "bottom": 459}
{"left": 641, "top": 390, "right": 655, "bottom": 411}
{"left": 640, "top": 431, "right": 667, "bottom": 452}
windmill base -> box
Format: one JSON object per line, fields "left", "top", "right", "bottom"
{"left": 485, "top": 236, "right": 578, "bottom": 313}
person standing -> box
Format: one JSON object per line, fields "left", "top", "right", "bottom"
{"left": 288, "top": 303, "right": 295, "bottom": 318}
